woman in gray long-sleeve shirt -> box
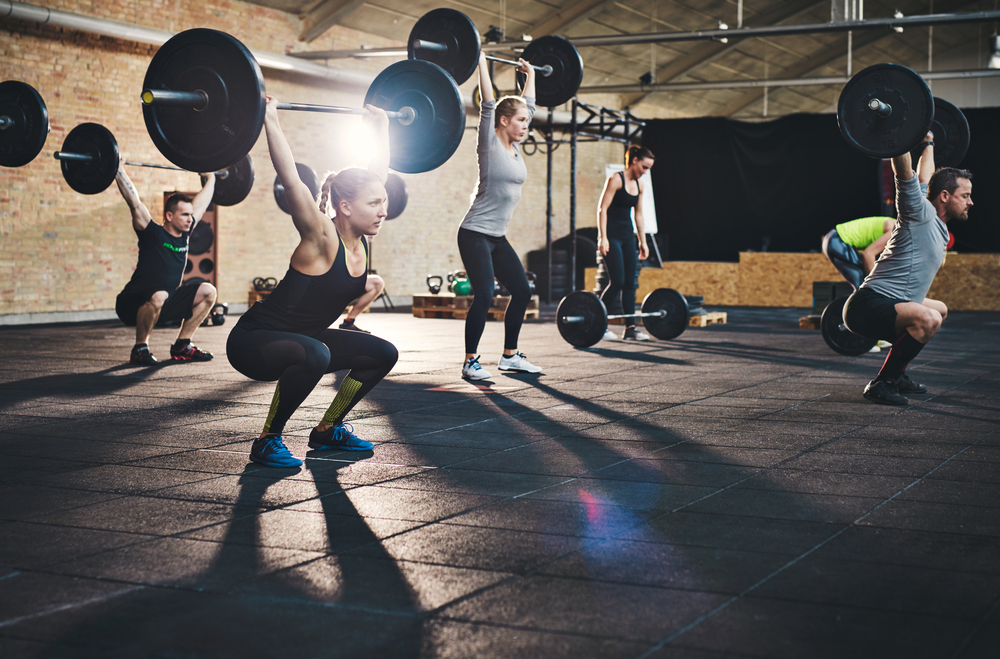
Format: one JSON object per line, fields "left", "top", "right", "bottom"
{"left": 457, "top": 51, "right": 542, "bottom": 381}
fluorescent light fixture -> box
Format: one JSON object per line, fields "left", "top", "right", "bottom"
{"left": 989, "top": 35, "right": 1000, "bottom": 70}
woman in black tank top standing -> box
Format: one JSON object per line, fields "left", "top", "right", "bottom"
{"left": 596, "top": 145, "right": 655, "bottom": 341}
{"left": 226, "top": 96, "right": 398, "bottom": 468}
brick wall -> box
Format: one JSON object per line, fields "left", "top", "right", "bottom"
{"left": 1, "top": 0, "right": 627, "bottom": 318}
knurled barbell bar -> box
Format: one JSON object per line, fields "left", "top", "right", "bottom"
{"left": 140, "top": 28, "right": 466, "bottom": 174}
{"left": 556, "top": 289, "right": 690, "bottom": 348}
{"left": 406, "top": 8, "right": 583, "bottom": 107}
{"left": 52, "top": 122, "right": 254, "bottom": 205}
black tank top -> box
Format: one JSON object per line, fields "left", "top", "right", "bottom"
{"left": 237, "top": 235, "right": 368, "bottom": 337}
{"left": 607, "top": 171, "right": 639, "bottom": 236}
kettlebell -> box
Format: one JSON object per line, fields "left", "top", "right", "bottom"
{"left": 210, "top": 302, "right": 229, "bottom": 326}
{"left": 449, "top": 270, "right": 471, "bottom": 296}
{"left": 427, "top": 275, "right": 443, "bottom": 295}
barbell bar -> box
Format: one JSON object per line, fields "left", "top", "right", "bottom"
{"left": 562, "top": 309, "right": 667, "bottom": 324}
{"left": 140, "top": 88, "right": 416, "bottom": 123}
{"left": 140, "top": 28, "right": 466, "bottom": 174}
{"left": 411, "top": 39, "right": 553, "bottom": 77}
{"left": 54, "top": 149, "right": 235, "bottom": 179}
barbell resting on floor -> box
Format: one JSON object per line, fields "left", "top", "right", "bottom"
{"left": 556, "top": 289, "right": 690, "bottom": 348}
{"left": 140, "top": 28, "right": 466, "bottom": 174}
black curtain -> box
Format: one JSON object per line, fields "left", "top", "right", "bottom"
{"left": 642, "top": 109, "right": 1000, "bottom": 261}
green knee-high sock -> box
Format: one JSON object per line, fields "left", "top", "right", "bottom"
{"left": 263, "top": 383, "right": 281, "bottom": 434}
{"left": 321, "top": 376, "right": 363, "bottom": 426}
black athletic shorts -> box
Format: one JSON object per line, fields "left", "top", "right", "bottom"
{"left": 115, "top": 283, "right": 199, "bottom": 327}
{"left": 843, "top": 286, "right": 906, "bottom": 342}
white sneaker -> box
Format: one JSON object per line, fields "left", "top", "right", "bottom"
{"left": 462, "top": 356, "right": 492, "bottom": 381}
{"left": 602, "top": 329, "right": 618, "bottom": 341}
{"left": 876, "top": 340, "right": 892, "bottom": 349}
{"left": 498, "top": 352, "right": 542, "bottom": 373}
{"left": 622, "top": 327, "right": 651, "bottom": 341}
{"left": 868, "top": 345, "right": 881, "bottom": 353}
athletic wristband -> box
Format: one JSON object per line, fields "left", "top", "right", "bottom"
{"left": 922, "top": 141, "right": 934, "bottom": 149}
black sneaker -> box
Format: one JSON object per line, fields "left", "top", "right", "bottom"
{"left": 339, "top": 319, "right": 371, "bottom": 333}
{"left": 129, "top": 345, "right": 157, "bottom": 365}
{"left": 863, "top": 379, "right": 909, "bottom": 406}
{"left": 170, "top": 342, "right": 214, "bottom": 362}
{"left": 896, "top": 372, "right": 928, "bottom": 395}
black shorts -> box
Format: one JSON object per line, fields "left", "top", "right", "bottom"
{"left": 116, "top": 283, "right": 199, "bottom": 327}
{"left": 843, "top": 286, "right": 906, "bottom": 342}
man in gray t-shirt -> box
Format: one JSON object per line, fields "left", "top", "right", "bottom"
{"left": 844, "top": 132, "right": 974, "bottom": 405}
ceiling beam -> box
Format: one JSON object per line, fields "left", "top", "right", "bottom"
{"left": 714, "top": 0, "right": 983, "bottom": 117}
{"left": 619, "top": 0, "right": 824, "bottom": 109}
{"left": 527, "top": 0, "right": 618, "bottom": 38}
{"left": 299, "top": 0, "right": 366, "bottom": 43}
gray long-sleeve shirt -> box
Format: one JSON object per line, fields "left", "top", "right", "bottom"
{"left": 861, "top": 175, "right": 948, "bottom": 302}
{"left": 459, "top": 97, "right": 536, "bottom": 237}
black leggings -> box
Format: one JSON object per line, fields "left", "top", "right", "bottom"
{"left": 601, "top": 234, "right": 638, "bottom": 320}
{"left": 457, "top": 228, "right": 532, "bottom": 354}
{"left": 822, "top": 229, "right": 865, "bottom": 291}
{"left": 227, "top": 326, "right": 398, "bottom": 435}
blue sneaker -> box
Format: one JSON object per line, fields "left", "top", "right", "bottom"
{"left": 250, "top": 435, "right": 303, "bottom": 467}
{"left": 308, "top": 423, "right": 374, "bottom": 451}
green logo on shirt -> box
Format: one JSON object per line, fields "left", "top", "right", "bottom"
{"left": 163, "top": 242, "right": 188, "bottom": 253}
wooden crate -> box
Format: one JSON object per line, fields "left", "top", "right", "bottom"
{"left": 412, "top": 293, "right": 539, "bottom": 321}
{"left": 689, "top": 311, "right": 727, "bottom": 327}
{"left": 248, "top": 289, "right": 271, "bottom": 305}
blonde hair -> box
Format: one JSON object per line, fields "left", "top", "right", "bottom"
{"left": 494, "top": 95, "right": 528, "bottom": 129}
{"left": 318, "top": 167, "right": 383, "bottom": 217}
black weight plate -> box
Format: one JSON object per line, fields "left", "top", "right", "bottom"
{"left": 407, "top": 8, "right": 481, "bottom": 85}
{"left": 385, "top": 173, "right": 408, "bottom": 220}
{"left": 0, "top": 80, "right": 49, "bottom": 167}
{"left": 364, "top": 60, "right": 466, "bottom": 174}
{"left": 273, "top": 162, "right": 319, "bottom": 215}
{"left": 207, "top": 153, "right": 254, "bottom": 206}
{"left": 641, "top": 288, "right": 688, "bottom": 341}
{"left": 516, "top": 35, "right": 584, "bottom": 108}
{"left": 909, "top": 97, "right": 970, "bottom": 167}
{"left": 142, "top": 29, "right": 266, "bottom": 173}
{"left": 556, "top": 291, "right": 608, "bottom": 348}
{"left": 821, "top": 296, "right": 877, "bottom": 356}
{"left": 188, "top": 221, "right": 214, "bottom": 255}
{"left": 837, "top": 63, "right": 934, "bottom": 159}
{"left": 60, "top": 123, "right": 119, "bottom": 195}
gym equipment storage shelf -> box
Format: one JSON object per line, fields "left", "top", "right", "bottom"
{"left": 412, "top": 293, "right": 540, "bottom": 321}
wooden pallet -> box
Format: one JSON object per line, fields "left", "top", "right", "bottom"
{"left": 689, "top": 311, "right": 727, "bottom": 327}
{"left": 412, "top": 306, "right": 540, "bottom": 321}
{"left": 412, "top": 293, "right": 539, "bottom": 321}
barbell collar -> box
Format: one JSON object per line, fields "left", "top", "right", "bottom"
{"left": 867, "top": 98, "right": 892, "bottom": 118}
{"left": 484, "top": 55, "right": 553, "bottom": 77}
{"left": 0, "top": 116, "right": 12, "bottom": 130}
{"left": 562, "top": 316, "right": 585, "bottom": 323}
{"left": 54, "top": 151, "right": 94, "bottom": 163}
{"left": 141, "top": 88, "right": 209, "bottom": 110}
{"left": 413, "top": 39, "right": 449, "bottom": 53}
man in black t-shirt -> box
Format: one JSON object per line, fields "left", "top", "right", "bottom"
{"left": 114, "top": 162, "right": 218, "bottom": 365}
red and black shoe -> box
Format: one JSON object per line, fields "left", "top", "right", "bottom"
{"left": 170, "top": 342, "right": 214, "bottom": 362}
{"left": 129, "top": 344, "right": 158, "bottom": 365}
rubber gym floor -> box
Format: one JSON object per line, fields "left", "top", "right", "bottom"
{"left": 1, "top": 305, "right": 998, "bottom": 659}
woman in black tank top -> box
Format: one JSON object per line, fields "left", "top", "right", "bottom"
{"left": 225, "top": 95, "right": 398, "bottom": 468}
{"left": 596, "top": 145, "right": 655, "bottom": 341}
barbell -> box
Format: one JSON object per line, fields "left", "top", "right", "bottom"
{"left": 52, "top": 122, "right": 254, "bottom": 205}
{"left": 407, "top": 8, "right": 584, "bottom": 107}
{"left": 557, "top": 289, "right": 690, "bottom": 348}
{"left": 273, "top": 164, "right": 408, "bottom": 220}
{"left": 837, "top": 63, "right": 970, "bottom": 165}
{"left": 140, "top": 28, "right": 466, "bottom": 174}
{"left": 0, "top": 80, "right": 50, "bottom": 168}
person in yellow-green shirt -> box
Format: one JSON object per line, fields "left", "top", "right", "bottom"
{"left": 822, "top": 216, "right": 895, "bottom": 291}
